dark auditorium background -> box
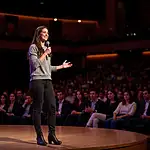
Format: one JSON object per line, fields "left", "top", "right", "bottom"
{"left": 0, "top": 0, "right": 150, "bottom": 134}
{"left": 0, "top": 0, "right": 149, "bottom": 92}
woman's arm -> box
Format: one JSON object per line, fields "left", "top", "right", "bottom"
{"left": 28, "top": 44, "right": 51, "bottom": 70}
{"left": 113, "top": 102, "right": 122, "bottom": 120}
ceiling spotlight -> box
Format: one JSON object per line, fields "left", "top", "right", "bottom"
{"left": 40, "top": 1, "right": 44, "bottom": 5}
{"left": 78, "top": 20, "right": 81, "bottom": 23}
{"left": 54, "top": 18, "right": 57, "bottom": 21}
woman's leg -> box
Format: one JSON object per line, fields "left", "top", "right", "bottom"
{"left": 44, "top": 80, "right": 62, "bottom": 145}
{"left": 30, "top": 80, "right": 47, "bottom": 146}
{"left": 30, "top": 80, "right": 44, "bottom": 137}
{"left": 110, "top": 118, "right": 124, "bottom": 129}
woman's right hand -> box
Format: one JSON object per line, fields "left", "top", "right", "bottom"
{"left": 39, "top": 47, "right": 52, "bottom": 62}
{"left": 44, "top": 47, "right": 51, "bottom": 55}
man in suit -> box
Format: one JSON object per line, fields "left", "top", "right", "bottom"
{"left": 20, "top": 94, "right": 33, "bottom": 125}
{"left": 126, "top": 90, "right": 150, "bottom": 133}
{"left": 77, "top": 89, "right": 108, "bottom": 127}
{"left": 56, "top": 90, "right": 72, "bottom": 125}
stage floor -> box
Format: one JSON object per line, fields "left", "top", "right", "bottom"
{"left": 0, "top": 125, "right": 148, "bottom": 150}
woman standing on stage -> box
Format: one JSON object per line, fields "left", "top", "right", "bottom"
{"left": 28, "top": 26, "right": 72, "bottom": 146}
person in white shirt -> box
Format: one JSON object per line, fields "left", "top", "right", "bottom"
{"left": 105, "top": 91, "right": 136, "bottom": 129}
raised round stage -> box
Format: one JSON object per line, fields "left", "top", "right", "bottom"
{"left": 0, "top": 125, "right": 148, "bottom": 150}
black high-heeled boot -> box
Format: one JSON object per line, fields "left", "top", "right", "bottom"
{"left": 48, "top": 133, "right": 62, "bottom": 145}
{"left": 36, "top": 134, "right": 48, "bottom": 146}
{"left": 48, "top": 125, "right": 62, "bottom": 145}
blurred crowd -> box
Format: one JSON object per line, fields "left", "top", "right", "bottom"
{"left": 0, "top": 55, "right": 150, "bottom": 135}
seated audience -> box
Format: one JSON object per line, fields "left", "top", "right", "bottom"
{"left": 126, "top": 90, "right": 150, "bottom": 133}
{"left": 65, "top": 88, "right": 75, "bottom": 104}
{"left": 20, "top": 94, "right": 33, "bottom": 125}
{"left": 77, "top": 89, "right": 107, "bottom": 126}
{"left": 86, "top": 90, "right": 118, "bottom": 128}
{"left": 6, "top": 93, "right": 22, "bottom": 124}
{"left": 0, "top": 94, "right": 8, "bottom": 124}
{"left": 105, "top": 91, "right": 136, "bottom": 129}
{"left": 56, "top": 90, "right": 72, "bottom": 125}
{"left": 64, "top": 90, "right": 88, "bottom": 126}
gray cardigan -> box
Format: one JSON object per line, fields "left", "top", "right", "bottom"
{"left": 28, "top": 44, "right": 57, "bottom": 81}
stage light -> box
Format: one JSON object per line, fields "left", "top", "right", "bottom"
{"left": 54, "top": 18, "right": 57, "bottom": 21}
{"left": 40, "top": 0, "right": 44, "bottom": 5}
{"left": 78, "top": 20, "right": 81, "bottom": 23}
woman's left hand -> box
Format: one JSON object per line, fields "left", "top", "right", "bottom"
{"left": 116, "top": 116, "right": 122, "bottom": 119}
{"left": 63, "top": 60, "right": 72, "bottom": 68}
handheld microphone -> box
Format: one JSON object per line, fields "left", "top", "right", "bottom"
{"left": 45, "top": 41, "right": 51, "bottom": 57}
{"left": 45, "top": 41, "right": 50, "bottom": 47}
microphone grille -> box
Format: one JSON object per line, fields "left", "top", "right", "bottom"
{"left": 46, "top": 41, "right": 50, "bottom": 47}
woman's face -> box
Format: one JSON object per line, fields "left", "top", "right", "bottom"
{"left": 1, "top": 95, "right": 6, "bottom": 104}
{"left": 77, "top": 91, "right": 82, "bottom": 100}
{"left": 124, "top": 92, "right": 130, "bottom": 101}
{"left": 39, "top": 28, "right": 49, "bottom": 42}
{"left": 9, "top": 94, "right": 15, "bottom": 102}
{"left": 108, "top": 91, "right": 114, "bottom": 100}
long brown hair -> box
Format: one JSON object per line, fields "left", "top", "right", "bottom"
{"left": 122, "top": 91, "right": 133, "bottom": 105}
{"left": 31, "top": 26, "right": 48, "bottom": 57}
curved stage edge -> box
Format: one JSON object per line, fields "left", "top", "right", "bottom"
{"left": 0, "top": 125, "right": 148, "bottom": 150}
